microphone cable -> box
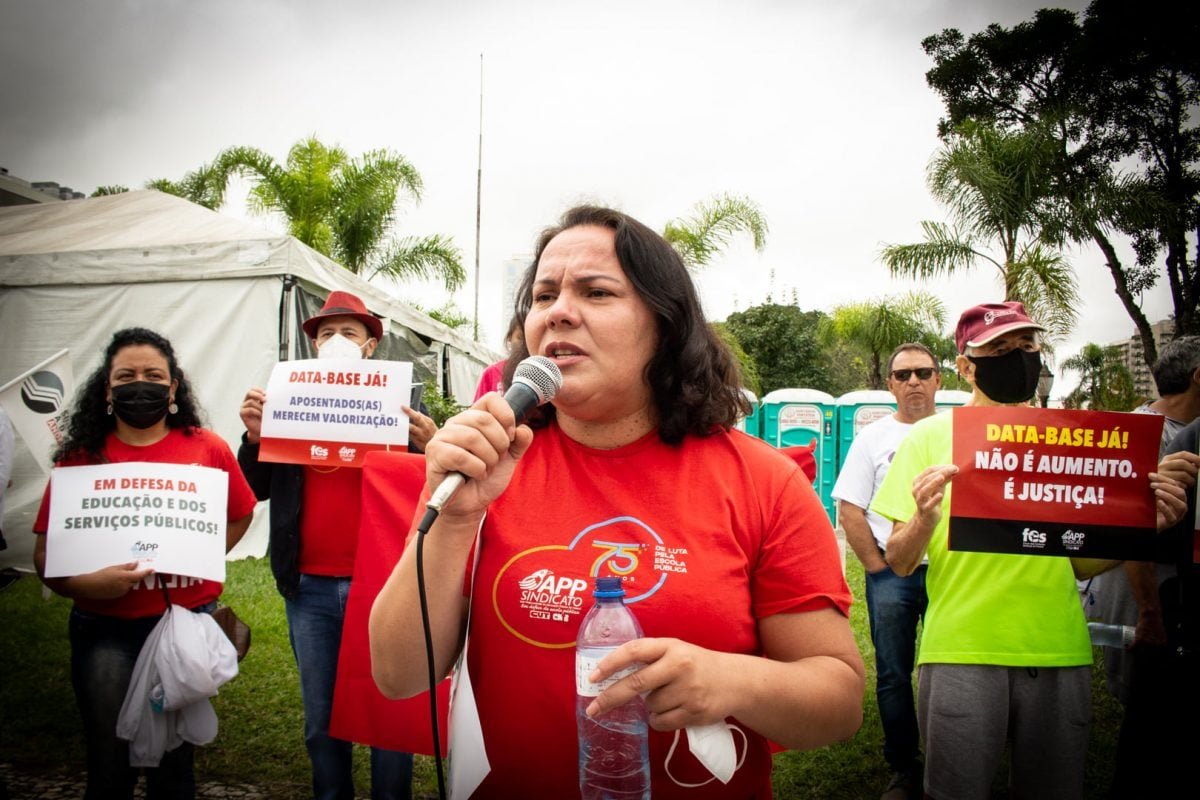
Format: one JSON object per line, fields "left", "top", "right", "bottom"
{"left": 414, "top": 505, "right": 447, "bottom": 800}
{"left": 411, "top": 356, "right": 561, "bottom": 800}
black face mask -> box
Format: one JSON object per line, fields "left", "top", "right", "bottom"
{"left": 967, "top": 348, "right": 1043, "bottom": 404}
{"left": 110, "top": 381, "right": 171, "bottom": 429}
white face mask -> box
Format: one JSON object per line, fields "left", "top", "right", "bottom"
{"left": 317, "top": 333, "right": 367, "bottom": 360}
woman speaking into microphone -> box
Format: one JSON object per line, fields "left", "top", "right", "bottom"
{"left": 370, "top": 207, "right": 863, "bottom": 798}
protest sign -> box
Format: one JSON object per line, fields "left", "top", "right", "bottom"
{"left": 949, "top": 406, "right": 1163, "bottom": 560}
{"left": 44, "top": 462, "right": 229, "bottom": 581}
{"left": 258, "top": 358, "right": 413, "bottom": 467}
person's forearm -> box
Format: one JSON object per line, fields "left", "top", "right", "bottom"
{"left": 839, "top": 504, "right": 886, "bottom": 572}
{"left": 1124, "top": 560, "right": 1162, "bottom": 615}
{"left": 1071, "top": 557, "right": 1121, "bottom": 579}
{"left": 226, "top": 514, "right": 252, "bottom": 552}
{"left": 370, "top": 511, "right": 478, "bottom": 699}
{"left": 721, "top": 651, "right": 864, "bottom": 749}
{"left": 885, "top": 516, "right": 934, "bottom": 576}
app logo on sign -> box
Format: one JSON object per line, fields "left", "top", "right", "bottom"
{"left": 1061, "top": 529, "right": 1086, "bottom": 551}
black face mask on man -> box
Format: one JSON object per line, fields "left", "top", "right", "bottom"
{"left": 110, "top": 381, "right": 172, "bottom": 429}
{"left": 967, "top": 348, "right": 1042, "bottom": 404}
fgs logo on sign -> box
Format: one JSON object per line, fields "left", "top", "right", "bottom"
{"left": 1021, "top": 527, "right": 1047, "bottom": 549}
{"left": 22, "top": 370, "right": 66, "bottom": 415}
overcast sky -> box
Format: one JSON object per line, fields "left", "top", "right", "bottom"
{"left": 0, "top": 0, "right": 1169, "bottom": 398}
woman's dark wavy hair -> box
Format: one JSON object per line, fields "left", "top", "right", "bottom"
{"left": 504, "top": 206, "right": 749, "bottom": 444}
{"left": 54, "top": 327, "right": 205, "bottom": 463}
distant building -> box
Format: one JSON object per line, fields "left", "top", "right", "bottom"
{"left": 1109, "top": 318, "right": 1175, "bottom": 400}
{"left": 498, "top": 254, "right": 531, "bottom": 342}
{"left": 0, "top": 166, "right": 86, "bottom": 206}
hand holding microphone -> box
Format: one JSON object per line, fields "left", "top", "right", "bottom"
{"left": 425, "top": 356, "right": 562, "bottom": 514}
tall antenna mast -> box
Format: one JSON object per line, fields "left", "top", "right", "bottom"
{"left": 473, "top": 53, "right": 484, "bottom": 341}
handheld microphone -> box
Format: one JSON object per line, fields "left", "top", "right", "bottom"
{"left": 425, "top": 355, "right": 562, "bottom": 513}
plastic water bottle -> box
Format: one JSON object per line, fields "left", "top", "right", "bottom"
{"left": 576, "top": 576, "right": 651, "bottom": 800}
{"left": 1087, "top": 621, "right": 1135, "bottom": 649}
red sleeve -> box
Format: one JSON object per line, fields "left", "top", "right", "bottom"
{"left": 213, "top": 433, "right": 258, "bottom": 521}
{"left": 752, "top": 465, "right": 852, "bottom": 620}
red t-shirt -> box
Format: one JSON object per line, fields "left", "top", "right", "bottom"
{"left": 472, "top": 360, "right": 505, "bottom": 402}
{"left": 298, "top": 465, "right": 363, "bottom": 576}
{"left": 458, "top": 424, "right": 851, "bottom": 798}
{"left": 34, "top": 428, "right": 258, "bottom": 619}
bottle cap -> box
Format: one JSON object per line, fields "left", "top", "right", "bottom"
{"left": 593, "top": 576, "right": 625, "bottom": 598}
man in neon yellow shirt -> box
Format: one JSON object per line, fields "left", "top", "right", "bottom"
{"left": 871, "top": 301, "right": 1186, "bottom": 800}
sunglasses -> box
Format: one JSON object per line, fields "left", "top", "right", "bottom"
{"left": 890, "top": 367, "right": 936, "bottom": 381}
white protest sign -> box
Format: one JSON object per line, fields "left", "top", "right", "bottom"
{"left": 44, "top": 462, "right": 229, "bottom": 581}
{"left": 258, "top": 358, "right": 412, "bottom": 467}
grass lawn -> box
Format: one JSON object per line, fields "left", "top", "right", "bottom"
{"left": 0, "top": 556, "right": 1122, "bottom": 798}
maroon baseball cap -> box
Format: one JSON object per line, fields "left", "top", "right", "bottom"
{"left": 302, "top": 290, "right": 384, "bottom": 341}
{"left": 954, "top": 301, "right": 1044, "bottom": 353}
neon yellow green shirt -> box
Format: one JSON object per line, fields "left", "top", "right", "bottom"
{"left": 871, "top": 412, "right": 1092, "bottom": 667}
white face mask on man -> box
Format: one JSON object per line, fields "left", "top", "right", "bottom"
{"left": 317, "top": 333, "right": 368, "bottom": 360}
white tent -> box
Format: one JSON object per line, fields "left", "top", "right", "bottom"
{"left": 0, "top": 190, "right": 500, "bottom": 570}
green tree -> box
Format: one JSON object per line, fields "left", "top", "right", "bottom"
{"left": 1060, "top": 343, "right": 1142, "bottom": 411}
{"left": 820, "top": 291, "right": 949, "bottom": 389}
{"left": 921, "top": 1, "right": 1199, "bottom": 365}
{"left": 662, "top": 193, "right": 768, "bottom": 270}
{"left": 723, "top": 304, "right": 842, "bottom": 395}
{"left": 90, "top": 185, "right": 129, "bottom": 197}
{"left": 147, "top": 161, "right": 228, "bottom": 211}
{"left": 420, "top": 378, "right": 464, "bottom": 426}
{"left": 711, "top": 322, "right": 762, "bottom": 396}
{"left": 151, "top": 137, "right": 464, "bottom": 291}
{"left": 881, "top": 120, "right": 1080, "bottom": 342}
{"left": 419, "top": 302, "right": 471, "bottom": 330}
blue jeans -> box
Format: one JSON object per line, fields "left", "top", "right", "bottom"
{"left": 864, "top": 563, "right": 928, "bottom": 774}
{"left": 69, "top": 604, "right": 213, "bottom": 800}
{"left": 285, "top": 574, "right": 413, "bottom": 800}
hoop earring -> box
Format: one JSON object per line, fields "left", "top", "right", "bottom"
{"left": 106, "top": 403, "right": 113, "bottom": 415}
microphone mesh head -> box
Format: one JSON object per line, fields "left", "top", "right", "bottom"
{"left": 512, "top": 356, "right": 563, "bottom": 404}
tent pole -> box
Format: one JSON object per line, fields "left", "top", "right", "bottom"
{"left": 280, "top": 274, "right": 296, "bottom": 361}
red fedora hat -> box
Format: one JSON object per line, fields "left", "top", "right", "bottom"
{"left": 302, "top": 290, "right": 384, "bottom": 341}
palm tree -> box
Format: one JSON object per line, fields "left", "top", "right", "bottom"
{"left": 1061, "top": 343, "right": 1142, "bottom": 411}
{"left": 821, "top": 291, "right": 950, "bottom": 389}
{"left": 662, "top": 193, "right": 768, "bottom": 270}
{"left": 880, "top": 120, "right": 1080, "bottom": 342}
{"left": 150, "top": 137, "right": 464, "bottom": 291}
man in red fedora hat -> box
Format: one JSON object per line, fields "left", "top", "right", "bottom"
{"left": 869, "top": 301, "right": 1187, "bottom": 800}
{"left": 237, "top": 289, "right": 435, "bottom": 800}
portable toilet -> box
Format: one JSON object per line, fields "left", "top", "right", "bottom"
{"left": 736, "top": 388, "right": 761, "bottom": 439}
{"left": 761, "top": 388, "right": 837, "bottom": 523}
{"left": 835, "top": 390, "right": 897, "bottom": 472}
{"left": 935, "top": 389, "right": 972, "bottom": 412}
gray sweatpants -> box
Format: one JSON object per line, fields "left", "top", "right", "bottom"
{"left": 917, "top": 663, "right": 1090, "bottom": 800}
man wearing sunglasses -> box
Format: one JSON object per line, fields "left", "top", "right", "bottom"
{"left": 832, "top": 343, "right": 940, "bottom": 800}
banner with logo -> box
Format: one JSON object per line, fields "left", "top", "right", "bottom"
{"left": 949, "top": 406, "right": 1163, "bottom": 560}
{"left": 43, "top": 462, "right": 229, "bottom": 581}
{"left": 0, "top": 349, "right": 73, "bottom": 474}
{"left": 258, "top": 358, "right": 412, "bottom": 467}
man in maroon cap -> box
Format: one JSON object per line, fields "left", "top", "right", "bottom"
{"left": 869, "top": 301, "right": 1187, "bottom": 800}
{"left": 237, "top": 290, "right": 435, "bottom": 800}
